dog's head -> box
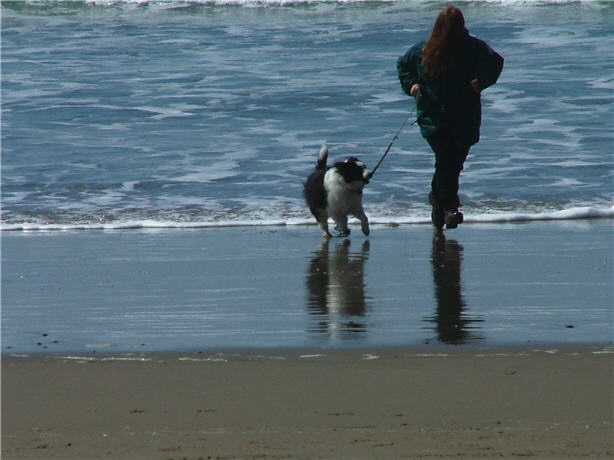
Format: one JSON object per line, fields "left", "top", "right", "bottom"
{"left": 334, "top": 157, "right": 370, "bottom": 186}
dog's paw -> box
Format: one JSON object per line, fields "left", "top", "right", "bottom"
{"left": 337, "top": 228, "right": 351, "bottom": 237}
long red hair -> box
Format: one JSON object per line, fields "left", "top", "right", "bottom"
{"left": 422, "top": 6, "right": 467, "bottom": 80}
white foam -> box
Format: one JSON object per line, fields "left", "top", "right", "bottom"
{"left": 1, "top": 205, "right": 611, "bottom": 232}
{"left": 173, "top": 161, "right": 240, "bottom": 183}
{"left": 467, "top": 205, "right": 614, "bottom": 224}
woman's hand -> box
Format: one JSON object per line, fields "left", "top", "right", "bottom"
{"left": 410, "top": 84, "right": 421, "bottom": 98}
{"left": 470, "top": 78, "right": 481, "bottom": 94}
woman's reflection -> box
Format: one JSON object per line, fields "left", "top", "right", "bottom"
{"left": 426, "top": 232, "right": 483, "bottom": 344}
{"left": 306, "top": 239, "right": 370, "bottom": 340}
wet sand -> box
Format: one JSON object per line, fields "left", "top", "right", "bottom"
{"left": 2, "top": 348, "right": 613, "bottom": 459}
{"left": 2, "top": 220, "right": 613, "bottom": 458}
{"left": 2, "top": 220, "right": 613, "bottom": 353}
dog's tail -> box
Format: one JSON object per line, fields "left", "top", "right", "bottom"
{"left": 315, "top": 144, "right": 328, "bottom": 170}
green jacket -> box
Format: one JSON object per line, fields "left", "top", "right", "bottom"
{"left": 397, "top": 33, "right": 503, "bottom": 148}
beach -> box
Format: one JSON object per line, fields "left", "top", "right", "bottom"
{"left": 2, "top": 221, "right": 613, "bottom": 459}
{"left": 2, "top": 348, "right": 613, "bottom": 459}
{"left": 3, "top": 1, "right": 613, "bottom": 457}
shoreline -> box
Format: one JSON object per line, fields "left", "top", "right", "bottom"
{"left": 3, "top": 341, "right": 614, "bottom": 359}
{"left": 3, "top": 346, "right": 613, "bottom": 459}
{"left": 1, "top": 208, "right": 612, "bottom": 232}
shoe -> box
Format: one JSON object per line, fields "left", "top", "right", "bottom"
{"left": 429, "top": 193, "right": 444, "bottom": 230}
{"left": 444, "top": 210, "right": 464, "bottom": 229}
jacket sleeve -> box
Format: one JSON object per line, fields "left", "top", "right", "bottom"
{"left": 472, "top": 37, "right": 504, "bottom": 90}
{"left": 396, "top": 43, "right": 423, "bottom": 96}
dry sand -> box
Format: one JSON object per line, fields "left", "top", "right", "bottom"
{"left": 2, "top": 347, "right": 613, "bottom": 459}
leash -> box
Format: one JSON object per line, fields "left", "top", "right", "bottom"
{"left": 365, "top": 107, "right": 417, "bottom": 181}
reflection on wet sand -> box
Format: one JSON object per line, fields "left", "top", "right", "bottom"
{"left": 425, "top": 232, "right": 483, "bottom": 344}
{"left": 306, "top": 239, "right": 370, "bottom": 340}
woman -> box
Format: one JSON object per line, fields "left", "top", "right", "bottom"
{"left": 397, "top": 6, "right": 503, "bottom": 230}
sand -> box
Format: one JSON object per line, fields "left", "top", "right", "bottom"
{"left": 2, "top": 220, "right": 613, "bottom": 458}
{"left": 2, "top": 348, "right": 613, "bottom": 459}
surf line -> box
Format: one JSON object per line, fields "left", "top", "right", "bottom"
{"left": 365, "top": 106, "right": 417, "bottom": 182}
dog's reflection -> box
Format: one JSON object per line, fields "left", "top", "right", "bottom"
{"left": 426, "top": 232, "right": 483, "bottom": 344}
{"left": 306, "top": 239, "right": 370, "bottom": 339}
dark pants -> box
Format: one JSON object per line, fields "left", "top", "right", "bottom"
{"left": 426, "top": 127, "right": 470, "bottom": 211}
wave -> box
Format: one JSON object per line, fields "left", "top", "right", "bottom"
{"left": 465, "top": 205, "right": 614, "bottom": 224}
{"left": 2, "top": 0, "right": 599, "bottom": 11}
{"left": 82, "top": 0, "right": 610, "bottom": 5}
{"left": 2, "top": 205, "right": 612, "bottom": 232}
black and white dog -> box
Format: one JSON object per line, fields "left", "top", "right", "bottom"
{"left": 303, "top": 145, "right": 370, "bottom": 239}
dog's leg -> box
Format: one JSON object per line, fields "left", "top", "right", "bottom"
{"left": 333, "top": 214, "right": 350, "bottom": 237}
{"left": 316, "top": 211, "right": 332, "bottom": 239}
{"left": 352, "top": 208, "right": 370, "bottom": 236}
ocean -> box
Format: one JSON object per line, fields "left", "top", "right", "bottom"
{"left": 2, "top": 0, "right": 613, "bottom": 231}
